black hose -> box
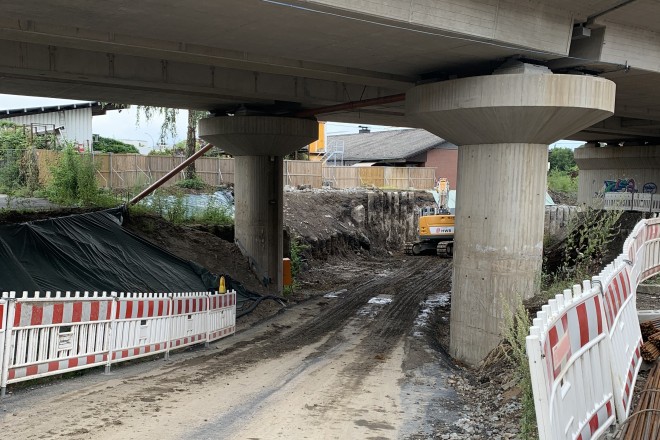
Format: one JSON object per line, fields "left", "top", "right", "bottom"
{"left": 237, "top": 295, "right": 287, "bottom": 318}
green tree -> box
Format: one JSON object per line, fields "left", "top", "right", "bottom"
{"left": 548, "top": 147, "right": 576, "bottom": 172}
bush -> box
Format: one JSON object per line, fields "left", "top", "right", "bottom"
{"left": 193, "top": 198, "right": 233, "bottom": 225}
{"left": 547, "top": 169, "right": 577, "bottom": 193}
{"left": 48, "top": 146, "right": 103, "bottom": 206}
{"left": 0, "top": 123, "right": 40, "bottom": 195}
{"left": 175, "top": 177, "right": 206, "bottom": 190}
{"left": 92, "top": 136, "right": 139, "bottom": 154}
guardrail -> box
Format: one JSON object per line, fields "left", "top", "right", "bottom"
{"left": 604, "top": 192, "right": 660, "bottom": 213}
{"left": 527, "top": 216, "right": 660, "bottom": 439}
{"left": 0, "top": 290, "right": 236, "bottom": 397}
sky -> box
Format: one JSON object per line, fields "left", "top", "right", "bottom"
{"left": 0, "top": 94, "right": 582, "bottom": 149}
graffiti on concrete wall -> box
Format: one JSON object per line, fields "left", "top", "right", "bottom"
{"left": 602, "top": 179, "right": 657, "bottom": 194}
{"left": 603, "top": 178, "right": 636, "bottom": 193}
{"left": 643, "top": 182, "right": 657, "bottom": 194}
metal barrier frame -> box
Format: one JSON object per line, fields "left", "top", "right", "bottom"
{"left": 528, "top": 216, "right": 660, "bottom": 439}
{"left": 0, "top": 290, "right": 236, "bottom": 397}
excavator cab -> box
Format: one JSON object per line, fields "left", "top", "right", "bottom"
{"left": 404, "top": 178, "right": 455, "bottom": 257}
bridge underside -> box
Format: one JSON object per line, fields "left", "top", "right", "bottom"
{"left": 3, "top": 0, "right": 660, "bottom": 364}
{"left": 1, "top": 0, "right": 660, "bottom": 142}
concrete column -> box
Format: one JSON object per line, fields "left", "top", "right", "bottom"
{"left": 407, "top": 73, "right": 616, "bottom": 364}
{"left": 234, "top": 155, "right": 284, "bottom": 288}
{"left": 199, "top": 116, "right": 317, "bottom": 292}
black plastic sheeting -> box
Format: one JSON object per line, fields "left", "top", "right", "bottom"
{"left": 0, "top": 208, "right": 219, "bottom": 295}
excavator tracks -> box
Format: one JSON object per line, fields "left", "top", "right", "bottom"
{"left": 436, "top": 241, "right": 454, "bottom": 258}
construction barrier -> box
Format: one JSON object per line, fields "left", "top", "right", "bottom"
{"left": 527, "top": 281, "right": 615, "bottom": 440}
{"left": 0, "top": 290, "right": 236, "bottom": 396}
{"left": 528, "top": 216, "right": 660, "bottom": 439}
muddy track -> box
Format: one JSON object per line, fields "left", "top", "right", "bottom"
{"left": 1, "top": 256, "right": 454, "bottom": 440}
{"left": 175, "top": 256, "right": 451, "bottom": 382}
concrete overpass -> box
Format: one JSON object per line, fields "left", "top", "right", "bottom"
{"left": 2, "top": 0, "right": 660, "bottom": 364}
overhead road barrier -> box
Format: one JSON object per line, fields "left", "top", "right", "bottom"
{"left": 528, "top": 216, "right": 660, "bottom": 439}
{"left": 0, "top": 290, "right": 236, "bottom": 397}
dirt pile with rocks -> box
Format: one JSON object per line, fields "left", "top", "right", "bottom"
{"left": 284, "top": 188, "right": 434, "bottom": 259}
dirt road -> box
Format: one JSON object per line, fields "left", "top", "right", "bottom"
{"left": 0, "top": 256, "right": 462, "bottom": 440}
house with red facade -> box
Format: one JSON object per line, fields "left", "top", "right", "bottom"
{"left": 326, "top": 128, "right": 458, "bottom": 185}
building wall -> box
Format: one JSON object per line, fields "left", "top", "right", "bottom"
{"left": 4, "top": 107, "right": 93, "bottom": 149}
{"left": 423, "top": 148, "right": 458, "bottom": 187}
{"left": 575, "top": 144, "right": 660, "bottom": 206}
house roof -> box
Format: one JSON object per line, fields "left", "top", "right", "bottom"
{"left": 0, "top": 101, "right": 124, "bottom": 119}
{"left": 328, "top": 129, "right": 455, "bottom": 162}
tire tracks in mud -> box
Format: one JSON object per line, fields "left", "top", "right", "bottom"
{"left": 117, "top": 257, "right": 452, "bottom": 399}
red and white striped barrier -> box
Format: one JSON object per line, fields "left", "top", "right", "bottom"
{"left": 169, "top": 293, "right": 208, "bottom": 351}
{"left": 0, "top": 290, "right": 237, "bottom": 396}
{"left": 0, "top": 299, "right": 6, "bottom": 391}
{"left": 594, "top": 260, "right": 643, "bottom": 421}
{"left": 527, "top": 281, "right": 615, "bottom": 440}
{"left": 208, "top": 293, "right": 236, "bottom": 342}
{"left": 529, "top": 216, "right": 660, "bottom": 439}
{"left": 0, "top": 291, "right": 113, "bottom": 393}
{"left": 110, "top": 293, "right": 170, "bottom": 364}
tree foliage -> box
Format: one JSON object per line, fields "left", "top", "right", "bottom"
{"left": 548, "top": 147, "right": 576, "bottom": 172}
{"left": 93, "top": 136, "right": 139, "bottom": 154}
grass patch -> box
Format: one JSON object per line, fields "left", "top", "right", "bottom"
{"left": 283, "top": 235, "right": 309, "bottom": 295}
{"left": 503, "top": 297, "right": 536, "bottom": 440}
{"left": 175, "top": 177, "right": 206, "bottom": 190}
{"left": 547, "top": 169, "right": 577, "bottom": 194}
{"left": 134, "top": 190, "right": 233, "bottom": 226}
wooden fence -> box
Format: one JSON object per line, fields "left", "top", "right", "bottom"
{"left": 322, "top": 166, "right": 436, "bottom": 189}
{"left": 36, "top": 151, "right": 436, "bottom": 190}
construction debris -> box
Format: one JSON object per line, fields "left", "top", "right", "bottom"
{"left": 621, "top": 363, "right": 660, "bottom": 440}
{"left": 641, "top": 321, "right": 658, "bottom": 341}
{"left": 641, "top": 340, "right": 660, "bottom": 363}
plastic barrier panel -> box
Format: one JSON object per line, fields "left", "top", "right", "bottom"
{"left": 208, "top": 292, "right": 236, "bottom": 342}
{"left": 527, "top": 281, "right": 615, "bottom": 440}
{"left": 530, "top": 216, "right": 660, "bottom": 438}
{"left": 0, "top": 290, "right": 237, "bottom": 395}
{"left": 110, "top": 293, "right": 170, "bottom": 363}
{"left": 0, "top": 299, "right": 6, "bottom": 394}
{"left": 594, "top": 260, "right": 643, "bottom": 421}
{"left": 1, "top": 292, "right": 113, "bottom": 389}
{"left": 168, "top": 293, "right": 209, "bottom": 350}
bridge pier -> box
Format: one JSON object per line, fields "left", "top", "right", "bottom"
{"left": 407, "top": 71, "right": 616, "bottom": 364}
{"left": 199, "top": 116, "right": 317, "bottom": 293}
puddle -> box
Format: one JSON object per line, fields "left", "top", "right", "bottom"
{"left": 323, "top": 289, "right": 347, "bottom": 299}
{"left": 413, "top": 292, "right": 451, "bottom": 336}
{"left": 368, "top": 296, "right": 393, "bottom": 305}
{"left": 358, "top": 294, "right": 393, "bottom": 318}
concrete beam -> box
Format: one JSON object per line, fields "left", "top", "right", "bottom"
{"left": 0, "top": 19, "right": 415, "bottom": 90}
{"left": 0, "top": 39, "right": 403, "bottom": 111}
{"left": 294, "top": 0, "right": 574, "bottom": 56}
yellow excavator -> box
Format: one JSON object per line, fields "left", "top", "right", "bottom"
{"left": 404, "top": 178, "right": 455, "bottom": 257}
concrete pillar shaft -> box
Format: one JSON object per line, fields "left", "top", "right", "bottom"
{"left": 451, "top": 143, "right": 547, "bottom": 362}
{"left": 234, "top": 156, "right": 284, "bottom": 290}
{"left": 199, "top": 116, "right": 317, "bottom": 293}
{"left": 406, "top": 73, "right": 616, "bottom": 365}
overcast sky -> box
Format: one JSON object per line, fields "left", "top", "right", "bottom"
{"left": 0, "top": 93, "right": 581, "bottom": 148}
